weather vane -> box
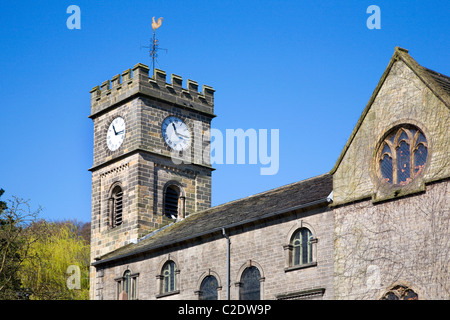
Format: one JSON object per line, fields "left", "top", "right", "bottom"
{"left": 141, "top": 17, "right": 167, "bottom": 73}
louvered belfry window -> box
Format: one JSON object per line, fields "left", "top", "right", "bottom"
{"left": 110, "top": 185, "right": 123, "bottom": 228}
{"left": 164, "top": 186, "right": 180, "bottom": 219}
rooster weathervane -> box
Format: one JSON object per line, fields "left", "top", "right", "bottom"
{"left": 143, "top": 16, "right": 166, "bottom": 73}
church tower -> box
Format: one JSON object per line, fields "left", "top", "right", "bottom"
{"left": 89, "top": 63, "right": 215, "bottom": 263}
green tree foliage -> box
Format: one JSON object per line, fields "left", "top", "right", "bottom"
{"left": 19, "top": 221, "right": 90, "bottom": 300}
{"left": 0, "top": 190, "right": 44, "bottom": 299}
{"left": 0, "top": 188, "right": 90, "bottom": 300}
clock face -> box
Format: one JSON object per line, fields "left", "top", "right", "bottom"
{"left": 106, "top": 117, "right": 126, "bottom": 151}
{"left": 161, "top": 116, "right": 191, "bottom": 151}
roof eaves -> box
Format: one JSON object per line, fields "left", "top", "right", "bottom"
{"left": 91, "top": 196, "right": 332, "bottom": 267}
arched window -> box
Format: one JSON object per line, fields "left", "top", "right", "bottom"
{"left": 116, "top": 270, "right": 138, "bottom": 300}
{"left": 199, "top": 275, "right": 219, "bottom": 300}
{"left": 109, "top": 185, "right": 123, "bottom": 228}
{"left": 163, "top": 184, "right": 185, "bottom": 219}
{"left": 161, "top": 261, "right": 177, "bottom": 294}
{"left": 291, "top": 228, "right": 314, "bottom": 266}
{"left": 380, "top": 285, "right": 418, "bottom": 300}
{"left": 377, "top": 125, "right": 428, "bottom": 186}
{"left": 123, "top": 270, "right": 131, "bottom": 296}
{"left": 239, "top": 266, "right": 261, "bottom": 300}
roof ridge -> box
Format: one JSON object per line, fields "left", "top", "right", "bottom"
{"left": 192, "top": 172, "right": 331, "bottom": 214}
{"left": 395, "top": 47, "right": 450, "bottom": 108}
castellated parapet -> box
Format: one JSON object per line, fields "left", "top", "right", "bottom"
{"left": 89, "top": 63, "right": 215, "bottom": 118}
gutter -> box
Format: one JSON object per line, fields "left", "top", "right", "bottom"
{"left": 92, "top": 196, "right": 332, "bottom": 267}
{"left": 222, "top": 228, "right": 230, "bottom": 300}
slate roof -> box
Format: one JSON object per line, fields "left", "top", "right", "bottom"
{"left": 94, "top": 173, "right": 333, "bottom": 265}
{"left": 423, "top": 67, "right": 450, "bottom": 97}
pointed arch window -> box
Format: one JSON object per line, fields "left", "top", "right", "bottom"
{"left": 377, "top": 125, "right": 428, "bottom": 186}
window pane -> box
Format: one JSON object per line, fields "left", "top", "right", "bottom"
{"left": 123, "top": 271, "right": 131, "bottom": 295}
{"left": 292, "top": 232, "right": 301, "bottom": 266}
{"left": 199, "top": 276, "right": 218, "bottom": 300}
{"left": 404, "top": 290, "right": 418, "bottom": 300}
{"left": 162, "top": 261, "right": 176, "bottom": 293}
{"left": 380, "top": 154, "right": 393, "bottom": 184}
{"left": 240, "top": 267, "right": 260, "bottom": 300}
{"left": 397, "top": 141, "right": 410, "bottom": 184}
{"left": 414, "top": 144, "right": 427, "bottom": 177}
{"left": 398, "top": 130, "right": 409, "bottom": 143}
{"left": 170, "top": 264, "right": 175, "bottom": 292}
{"left": 292, "top": 229, "right": 312, "bottom": 266}
{"left": 302, "top": 229, "right": 312, "bottom": 264}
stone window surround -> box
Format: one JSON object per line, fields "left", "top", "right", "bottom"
{"left": 155, "top": 255, "right": 181, "bottom": 299}
{"left": 283, "top": 221, "right": 318, "bottom": 272}
{"left": 194, "top": 270, "right": 223, "bottom": 300}
{"left": 108, "top": 181, "right": 124, "bottom": 229}
{"left": 114, "top": 269, "right": 139, "bottom": 300}
{"left": 371, "top": 120, "right": 432, "bottom": 202}
{"left": 234, "top": 260, "right": 265, "bottom": 300}
{"left": 375, "top": 122, "right": 429, "bottom": 186}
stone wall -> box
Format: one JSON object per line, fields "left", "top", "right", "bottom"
{"left": 96, "top": 206, "right": 334, "bottom": 300}
{"left": 334, "top": 179, "right": 449, "bottom": 300}
{"left": 331, "top": 51, "right": 450, "bottom": 300}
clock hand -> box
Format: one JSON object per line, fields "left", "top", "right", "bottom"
{"left": 112, "top": 125, "right": 117, "bottom": 135}
{"left": 116, "top": 130, "right": 124, "bottom": 135}
{"left": 171, "top": 123, "right": 184, "bottom": 140}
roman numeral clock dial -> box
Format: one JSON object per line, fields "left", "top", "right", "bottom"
{"left": 106, "top": 117, "right": 126, "bottom": 151}
{"left": 161, "top": 116, "right": 191, "bottom": 152}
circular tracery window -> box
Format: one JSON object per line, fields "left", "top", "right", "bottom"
{"left": 380, "top": 285, "right": 418, "bottom": 300}
{"left": 377, "top": 125, "right": 428, "bottom": 186}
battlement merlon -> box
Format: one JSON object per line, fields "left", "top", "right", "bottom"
{"left": 89, "top": 63, "right": 215, "bottom": 119}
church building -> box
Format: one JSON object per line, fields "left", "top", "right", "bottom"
{"left": 89, "top": 47, "right": 449, "bottom": 300}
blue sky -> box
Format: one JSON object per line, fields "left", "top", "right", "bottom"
{"left": 1, "top": 0, "right": 449, "bottom": 223}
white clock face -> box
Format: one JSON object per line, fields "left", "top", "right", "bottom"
{"left": 106, "top": 117, "right": 126, "bottom": 151}
{"left": 161, "top": 116, "right": 191, "bottom": 151}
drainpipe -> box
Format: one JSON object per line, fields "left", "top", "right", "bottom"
{"left": 222, "top": 228, "right": 230, "bottom": 300}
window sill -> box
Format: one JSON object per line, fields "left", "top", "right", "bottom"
{"left": 284, "top": 262, "right": 317, "bottom": 273}
{"left": 156, "top": 290, "right": 180, "bottom": 299}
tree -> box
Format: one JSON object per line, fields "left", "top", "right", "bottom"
{"left": 19, "top": 221, "right": 90, "bottom": 300}
{"left": 0, "top": 189, "right": 91, "bottom": 300}
{"left": 0, "top": 190, "right": 44, "bottom": 299}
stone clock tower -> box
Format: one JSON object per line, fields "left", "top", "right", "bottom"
{"left": 88, "top": 63, "right": 215, "bottom": 263}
